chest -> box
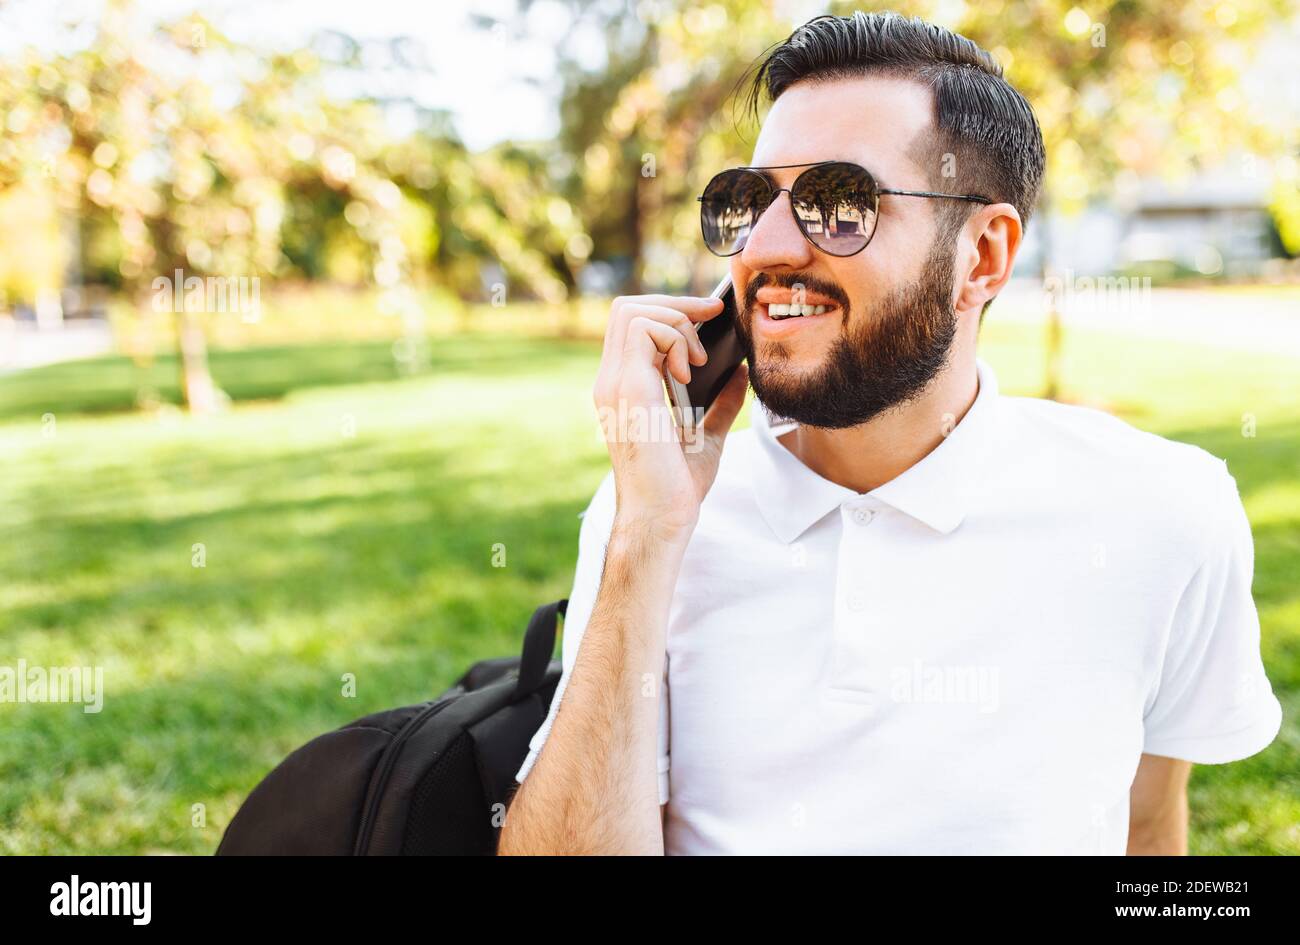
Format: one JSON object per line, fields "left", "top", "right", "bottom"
{"left": 661, "top": 507, "right": 1173, "bottom": 852}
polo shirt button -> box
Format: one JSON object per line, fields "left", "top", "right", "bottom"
{"left": 852, "top": 507, "right": 875, "bottom": 526}
{"left": 846, "top": 588, "right": 868, "bottom": 611}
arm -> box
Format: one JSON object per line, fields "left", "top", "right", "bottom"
{"left": 497, "top": 293, "right": 748, "bottom": 855}
{"left": 498, "top": 514, "right": 687, "bottom": 855}
{"left": 1130, "top": 464, "right": 1281, "bottom": 855}
{"left": 1126, "top": 753, "right": 1192, "bottom": 855}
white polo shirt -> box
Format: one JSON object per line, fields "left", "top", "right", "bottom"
{"left": 515, "top": 356, "right": 1282, "bottom": 854}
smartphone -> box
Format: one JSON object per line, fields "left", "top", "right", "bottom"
{"left": 663, "top": 275, "right": 745, "bottom": 435}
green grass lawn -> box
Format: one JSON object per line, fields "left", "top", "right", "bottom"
{"left": 0, "top": 319, "right": 1296, "bottom": 854}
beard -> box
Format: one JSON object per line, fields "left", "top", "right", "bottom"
{"left": 734, "top": 238, "right": 960, "bottom": 430}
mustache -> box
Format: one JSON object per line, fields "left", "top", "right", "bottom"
{"left": 742, "top": 271, "right": 851, "bottom": 317}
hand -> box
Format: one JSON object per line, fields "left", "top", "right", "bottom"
{"left": 592, "top": 294, "right": 750, "bottom": 541}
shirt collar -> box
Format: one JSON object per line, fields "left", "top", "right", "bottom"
{"left": 749, "top": 356, "right": 1000, "bottom": 542}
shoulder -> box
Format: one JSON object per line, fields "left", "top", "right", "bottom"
{"left": 709, "top": 423, "right": 767, "bottom": 509}
{"left": 1000, "top": 393, "right": 1230, "bottom": 486}
{"left": 997, "top": 393, "right": 1242, "bottom": 554}
{"left": 716, "top": 421, "right": 763, "bottom": 471}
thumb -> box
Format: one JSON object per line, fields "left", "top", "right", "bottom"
{"left": 698, "top": 361, "right": 750, "bottom": 442}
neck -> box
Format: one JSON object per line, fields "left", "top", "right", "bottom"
{"left": 775, "top": 353, "right": 980, "bottom": 495}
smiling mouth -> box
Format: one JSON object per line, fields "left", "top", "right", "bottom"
{"left": 764, "top": 302, "right": 836, "bottom": 321}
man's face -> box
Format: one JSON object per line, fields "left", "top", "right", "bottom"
{"left": 730, "top": 75, "right": 962, "bottom": 429}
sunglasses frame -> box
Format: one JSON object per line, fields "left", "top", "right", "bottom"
{"left": 697, "top": 160, "right": 993, "bottom": 258}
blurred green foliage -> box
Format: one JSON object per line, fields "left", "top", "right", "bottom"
{"left": 0, "top": 0, "right": 587, "bottom": 312}
{"left": 2, "top": 0, "right": 1296, "bottom": 316}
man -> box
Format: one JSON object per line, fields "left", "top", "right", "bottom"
{"left": 498, "top": 11, "right": 1282, "bottom": 855}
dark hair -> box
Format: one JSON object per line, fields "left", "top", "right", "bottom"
{"left": 743, "top": 11, "right": 1046, "bottom": 316}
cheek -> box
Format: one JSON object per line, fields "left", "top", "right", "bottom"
{"left": 869, "top": 211, "right": 938, "bottom": 279}
{"left": 729, "top": 260, "right": 749, "bottom": 297}
{"left": 828, "top": 259, "right": 881, "bottom": 309}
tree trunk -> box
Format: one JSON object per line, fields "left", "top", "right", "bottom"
{"left": 455, "top": 294, "right": 473, "bottom": 334}
{"left": 1039, "top": 191, "right": 1063, "bottom": 402}
{"left": 176, "top": 309, "right": 219, "bottom": 414}
{"left": 627, "top": 171, "right": 644, "bottom": 295}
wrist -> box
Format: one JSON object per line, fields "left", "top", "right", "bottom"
{"left": 612, "top": 507, "right": 696, "bottom": 548}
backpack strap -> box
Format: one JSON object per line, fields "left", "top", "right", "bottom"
{"left": 513, "top": 599, "right": 568, "bottom": 702}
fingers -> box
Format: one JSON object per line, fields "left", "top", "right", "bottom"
{"left": 602, "top": 295, "right": 722, "bottom": 365}
{"left": 625, "top": 316, "right": 693, "bottom": 385}
{"left": 596, "top": 296, "right": 723, "bottom": 401}
{"left": 629, "top": 304, "right": 709, "bottom": 365}
{"left": 614, "top": 294, "right": 728, "bottom": 320}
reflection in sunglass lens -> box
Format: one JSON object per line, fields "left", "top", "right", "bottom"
{"left": 791, "top": 162, "right": 878, "bottom": 256}
{"left": 700, "top": 169, "right": 770, "bottom": 256}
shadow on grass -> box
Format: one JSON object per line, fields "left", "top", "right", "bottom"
{"left": 2, "top": 422, "right": 600, "bottom": 628}
{"left": 0, "top": 594, "right": 552, "bottom": 853}
{"left": 0, "top": 333, "right": 600, "bottom": 423}
{"left": 0, "top": 428, "right": 601, "bottom": 851}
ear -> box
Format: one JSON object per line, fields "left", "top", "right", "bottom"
{"left": 954, "top": 203, "right": 1022, "bottom": 316}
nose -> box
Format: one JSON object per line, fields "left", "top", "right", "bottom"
{"left": 738, "top": 189, "right": 816, "bottom": 272}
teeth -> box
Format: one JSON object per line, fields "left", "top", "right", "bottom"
{"left": 767, "top": 303, "right": 829, "bottom": 320}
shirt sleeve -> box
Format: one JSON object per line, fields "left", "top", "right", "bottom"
{"left": 1141, "top": 461, "right": 1283, "bottom": 764}
{"left": 513, "top": 469, "right": 671, "bottom": 805}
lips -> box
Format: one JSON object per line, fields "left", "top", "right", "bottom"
{"left": 766, "top": 302, "right": 832, "bottom": 320}
{"left": 750, "top": 284, "right": 845, "bottom": 336}
{"left": 755, "top": 302, "right": 837, "bottom": 334}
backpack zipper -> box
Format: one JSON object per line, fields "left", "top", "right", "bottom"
{"left": 353, "top": 697, "right": 457, "bottom": 855}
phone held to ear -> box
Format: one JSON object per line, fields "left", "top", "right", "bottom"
{"left": 663, "top": 275, "right": 745, "bottom": 435}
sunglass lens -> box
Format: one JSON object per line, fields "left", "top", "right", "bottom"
{"left": 700, "top": 169, "right": 769, "bottom": 256}
{"left": 791, "top": 162, "right": 878, "bottom": 256}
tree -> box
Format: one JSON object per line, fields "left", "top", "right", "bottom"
{"left": 0, "top": 3, "right": 419, "bottom": 411}
{"left": 941, "top": 0, "right": 1296, "bottom": 397}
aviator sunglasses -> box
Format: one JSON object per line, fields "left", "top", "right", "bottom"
{"left": 698, "top": 160, "right": 992, "bottom": 258}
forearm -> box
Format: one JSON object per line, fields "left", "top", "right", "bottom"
{"left": 1127, "top": 792, "right": 1189, "bottom": 855}
{"left": 1126, "top": 813, "right": 1188, "bottom": 855}
{"left": 498, "top": 515, "right": 686, "bottom": 855}
{"left": 1126, "top": 754, "right": 1191, "bottom": 855}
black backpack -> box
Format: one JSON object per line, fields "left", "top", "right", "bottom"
{"left": 216, "top": 599, "right": 567, "bottom": 855}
